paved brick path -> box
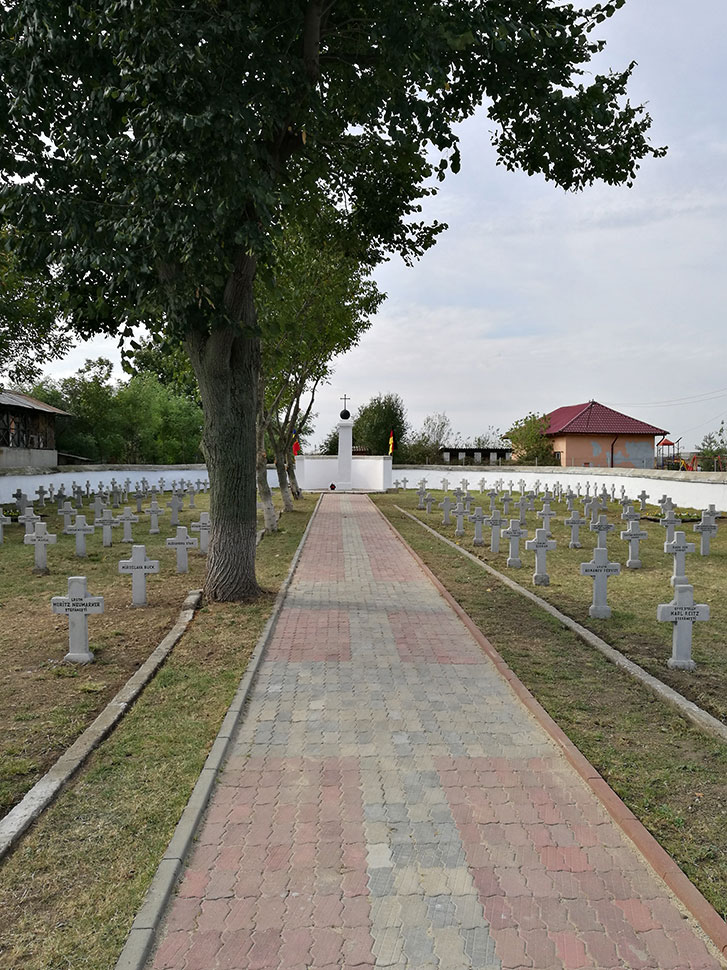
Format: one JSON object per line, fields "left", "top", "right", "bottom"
{"left": 151, "top": 494, "right": 723, "bottom": 970}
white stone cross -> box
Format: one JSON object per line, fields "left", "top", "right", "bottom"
{"left": 51, "top": 576, "right": 104, "bottom": 663}
{"left": 660, "top": 508, "right": 681, "bottom": 544}
{"left": 489, "top": 509, "right": 504, "bottom": 553}
{"left": 118, "top": 507, "right": 140, "bottom": 543}
{"left": 24, "top": 521, "right": 57, "bottom": 572}
{"left": 693, "top": 511, "right": 718, "bottom": 556}
{"left": 67, "top": 514, "right": 96, "bottom": 557}
{"left": 119, "top": 544, "right": 160, "bottom": 606}
{"left": 187, "top": 486, "right": 197, "bottom": 508}
{"left": 657, "top": 584, "right": 709, "bottom": 671}
{"left": 502, "top": 519, "right": 528, "bottom": 569}
{"left": 439, "top": 495, "right": 455, "bottom": 525}
{"left": 0, "top": 510, "right": 10, "bottom": 544}
{"left": 610, "top": 484, "right": 616, "bottom": 502}
{"left": 451, "top": 487, "right": 465, "bottom": 505}
{"left": 501, "top": 494, "right": 511, "bottom": 517}
{"left": 664, "top": 531, "right": 695, "bottom": 587}
{"left": 424, "top": 493, "right": 434, "bottom": 515}
{"left": 583, "top": 498, "right": 595, "bottom": 523}
{"left": 525, "top": 491, "right": 536, "bottom": 512}
{"left": 453, "top": 501, "right": 466, "bottom": 537}
{"left": 537, "top": 502, "right": 555, "bottom": 536}
{"left": 60, "top": 500, "right": 76, "bottom": 533}
{"left": 393, "top": 479, "right": 401, "bottom": 491}
{"left": 401, "top": 477, "right": 409, "bottom": 491}
{"left": 134, "top": 491, "right": 145, "bottom": 513}
{"left": 190, "top": 511, "right": 211, "bottom": 554}
{"left": 166, "top": 526, "right": 198, "bottom": 573}
{"left": 590, "top": 513, "right": 615, "bottom": 549}
{"left": 516, "top": 496, "right": 527, "bottom": 525}
{"left": 565, "top": 491, "right": 575, "bottom": 513}
{"left": 478, "top": 477, "right": 486, "bottom": 493}
{"left": 98, "top": 508, "right": 120, "bottom": 547}
{"left": 91, "top": 495, "right": 106, "bottom": 519}
{"left": 580, "top": 547, "right": 620, "bottom": 619}
{"left": 621, "top": 503, "right": 640, "bottom": 524}
{"left": 589, "top": 498, "right": 601, "bottom": 524}
{"left": 576, "top": 483, "right": 582, "bottom": 497}
{"left": 620, "top": 519, "right": 648, "bottom": 569}
{"left": 35, "top": 485, "right": 47, "bottom": 507}
{"left": 468, "top": 507, "right": 487, "bottom": 547}
{"left": 145, "top": 500, "right": 164, "bottom": 535}
{"left": 460, "top": 478, "right": 469, "bottom": 493}
{"left": 487, "top": 489, "right": 499, "bottom": 512}
{"left": 18, "top": 507, "right": 41, "bottom": 536}
{"left": 440, "top": 478, "right": 450, "bottom": 493}
{"left": 526, "top": 528, "right": 557, "bottom": 586}
{"left": 416, "top": 486, "right": 427, "bottom": 510}
{"left": 167, "top": 494, "right": 184, "bottom": 526}
{"left": 565, "top": 510, "right": 587, "bottom": 549}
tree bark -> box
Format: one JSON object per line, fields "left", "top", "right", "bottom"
{"left": 184, "top": 252, "right": 262, "bottom": 601}
{"left": 288, "top": 448, "right": 301, "bottom": 499}
{"left": 257, "top": 382, "right": 278, "bottom": 532}
{"left": 274, "top": 445, "right": 295, "bottom": 512}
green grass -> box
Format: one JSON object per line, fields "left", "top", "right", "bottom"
{"left": 0, "top": 494, "right": 316, "bottom": 970}
{"left": 374, "top": 494, "right": 727, "bottom": 920}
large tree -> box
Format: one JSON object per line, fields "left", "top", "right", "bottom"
{"left": 0, "top": 0, "right": 664, "bottom": 599}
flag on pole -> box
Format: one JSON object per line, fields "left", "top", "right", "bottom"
{"left": 388, "top": 429, "right": 395, "bottom": 455}
{"left": 292, "top": 430, "right": 301, "bottom": 456}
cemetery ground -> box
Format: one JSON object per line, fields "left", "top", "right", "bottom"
{"left": 0, "top": 493, "right": 315, "bottom": 970}
{"left": 374, "top": 493, "right": 727, "bottom": 922}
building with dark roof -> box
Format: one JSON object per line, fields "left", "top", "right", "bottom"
{"left": 544, "top": 401, "right": 668, "bottom": 468}
{"left": 0, "top": 391, "right": 71, "bottom": 468}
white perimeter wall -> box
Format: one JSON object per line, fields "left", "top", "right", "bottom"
{"left": 0, "top": 464, "right": 209, "bottom": 504}
{"left": 393, "top": 465, "right": 727, "bottom": 511}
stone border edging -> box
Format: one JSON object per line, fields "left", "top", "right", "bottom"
{"left": 0, "top": 588, "right": 204, "bottom": 862}
{"left": 114, "top": 494, "right": 323, "bottom": 970}
{"left": 395, "top": 506, "right": 727, "bottom": 747}
{"left": 379, "top": 502, "right": 727, "bottom": 959}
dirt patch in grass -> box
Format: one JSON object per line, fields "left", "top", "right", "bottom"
{"left": 0, "top": 495, "right": 316, "bottom": 970}
{"left": 375, "top": 496, "right": 727, "bottom": 921}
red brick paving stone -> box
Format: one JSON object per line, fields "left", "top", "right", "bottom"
{"left": 266, "top": 608, "right": 351, "bottom": 661}
{"left": 549, "top": 930, "right": 596, "bottom": 969}
{"left": 341, "top": 924, "right": 376, "bottom": 966}
{"left": 215, "top": 929, "right": 254, "bottom": 970}
{"left": 162, "top": 897, "right": 201, "bottom": 933}
{"left": 195, "top": 897, "right": 230, "bottom": 933}
{"left": 614, "top": 897, "right": 662, "bottom": 933}
{"left": 247, "top": 926, "right": 283, "bottom": 970}
{"left": 278, "top": 927, "right": 314, "bottom": 970}
{"left": 388, "top": 609, "right": 483, "bottom": 663}
{"left": 180, "top": 930, "right": 224, "bottom": 970}
{"left": 309, "top": 926, "right": 344, "bottom": 966}
{"left": 152, "top": 931, "right": 191, "bottom": 969}
{"left": 224, "top": 896, "right": 257, "bottom": 931}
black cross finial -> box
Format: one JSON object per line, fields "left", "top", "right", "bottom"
{"left": 340, "top": 394, "right": 349, "bottom": 410}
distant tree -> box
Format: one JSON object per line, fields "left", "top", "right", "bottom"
{"left": 354, "top": 394, "right": 409, "bottom": 456}
{"left": 697, "top": 422, "right": 727, "bottom": 470}
{"left": 504, "top": 412, "right": 556, "bottom": 465}
{"left": 125, "top": 338, "right": 202, "bottom": 405}
{"left": 0, "top": 226, "right": 69, "bottom": 386}
{"left": 320, "top": 427, "right": 339, "bottom": 456}
{"left": 401, "top": 412, "right": 455, "bottom": 464}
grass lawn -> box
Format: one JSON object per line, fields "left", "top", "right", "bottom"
{"left": 373, "top": 493, "right": 727, "bottom": 921}
{"left": 0, "top": 493, "right": 315, "bottom": 970}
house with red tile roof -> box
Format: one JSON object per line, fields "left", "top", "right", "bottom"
{"left": 545, "top": 401, "right": 668, "bottom": 468}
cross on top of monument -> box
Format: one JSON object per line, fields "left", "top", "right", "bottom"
{"left": 340, "top": 394, "right": 351, "bottom": 419}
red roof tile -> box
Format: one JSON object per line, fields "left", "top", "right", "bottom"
{"left": 545, "top": 401, "right": 667, "bottom": 437}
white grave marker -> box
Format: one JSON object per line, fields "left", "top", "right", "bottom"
{"left": 526, "top": 528, "right": 556, "bottom": 586}
{"left": 0, "top": 510, "right": 10, "bottom": 543}
{"left": 118, "top": 507, "right": 140, "bottom": 543}
{"left": 502, "top": 519, "right": 527, "bottom": 569}
{"left": 693, "top": 512, "right": 718, "bottom": 556}
{"left": 439, "top": 496, "right": 455, "bottom": 526}
{"left": 67, "top": 514, "right": 96, "bottom": 557}
{"left": 489, "top": 509, "right": 503, "bottom": 553}
{"left": 565, "top": 510, "right": 587, "bottom": 549}
{"left": 166, "top": 526, "right": 198, "bottom": 573}
{"left": 119, "top": 544, "right": 160, "bottom": 606}
{"left": 657, "top": 584, "right": 709, "bottom": 671}
{"left": 620, "top": 519, "right": 648, "bottom": 569}
{"left": 664, "top": 531, "right": 695, "bottom": 587}
{"left": 453, "top": 501, "right": 466, "bottom": 538}
{"left": 580, "top": 547, "right": 620, "bottom": 619}
{"left": 24, "top": 521, "right": 57, "bottom": 572}
{"left": 51, "top": 576, "right": 104, "bottom": 663}
{"left": 590, "top": 513, "right": 615, "bottom": 549}
{"left": 145, "top": 500, "right": 164, "bottom": 535}
{"left": 660, "top": 508, "right": 681, "bottom": 544}
{"left": 190, "top": 511, "right": 211, "bottom": 554}
{"left": 468, "top": 507, "right": 487, "bottom": 547}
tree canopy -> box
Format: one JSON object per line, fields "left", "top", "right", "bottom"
{"left": 0, "top": 0, "right": 664, "bottom": 599}
{"left": 504, "top": 411, "right": 556, "bottom": 465}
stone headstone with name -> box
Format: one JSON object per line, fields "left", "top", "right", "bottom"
{"left": 166, "top": 526, "right": 198, "bottom": 573}
{"left": 18, "top": 507, "right": 41, "bottom": 536}
{"left": 469, "top": 507, "right": 487, "bottom": 547}
{"left": 657, "top": 584, "right": 709, "bottom": 671}
{"left": 502, "top": 519, "right": 527, "bottom": 569}
{"left": 487, "top": 489, "right": 499, "bottom": 512}
{"left": 98, "top": 508, "right": 120, "bottom": 547}
{"left": 167, "top": 494, "right": 184, "bottom": 527}
{"left": 526, "top": 528, "right": 556, "bottom": 586}
{"left": 525, "top": 491, "right": 536, "bottom": 512}
{"left": 416, "top": 486, "right": 427, "bottom": 510}
{"left": 439, "top": 495, "right": 455, "bottom": 525}
{"left": 190, "top": 511, "right": 211, "bottom": 554}
{"left": 580, "top": 547, "right": 620, "bottom": 619}
{"left": 590, "top": 513, "right": 615, "bottom": 549}
{"left": 51, "top": 576, "right": 104, "bottom": 663}
{"left": 501, "top": 494, "right": 511, "bottom": 517}
{"left": 693, "top": 512, "right": 718, "bottom": 556}
{"left": 24, "top": 521, "right": 57, "bottom": 572}
{"left": 453, "top": 501, "right": 467, "bottom": 537}
{"left": 145, "top": 500, "right": 164, "bottom": 535}
{"left": 637, "top": 490, "right": 649, "bottom": 511}
{"left": 35, "top": 485, "right": 47, "bottom": 507}
{"left": 621, "top": 503, "right": 640, "bottom": 524}
{"left": 118, "top": 507, "right": 140, "bottom": 543}
{"left": 451, "top": 487, "right": 465, "bottom": 506}
{"left": 67, "top": 514, "right": 96, "bottom": 557}
{"left": 538, "top": 501, "right": 555, "bottom": 537}
{"left": 665, "top": 531, "right": 695, "bottom": 587}
{"left": 119, "top": 544, "right": 160, "bottom": 606}
{"left": 516, "top": 496, "right": 527, "bottom": 526}
{"left": 565, "top": 510, "right": 587, "bottom": 549}
{"left": 0, "top": 510, "right": 10, "bottom": 544}
{"left": 424, "top": 493, "right": 434, "bottom": 515}
{"left": 660, "top": 508, "right": 681, "bottom": 544}
{"left": 620, "top": 519, "right": 648, "bottom": 569}
{"left": 60, "top": 500, "right": 76, "bottom": 533}
{"left": 489, "top": 509, "right": 504, "bottom": 553}
{"left": 134, "top": 491, "right": 145, "bottom": 514}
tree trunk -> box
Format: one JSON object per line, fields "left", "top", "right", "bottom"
{"left": 288, "top": 448, "right": 302, "bottom": 499}
{"left": 185, "top": 319, "right": 261, "bottom": 601}
{"left": 274, "top": 445, "right": 295, "bottom": 512}
{"left": 256, "top": 380, "right": 278, "bottom": 532}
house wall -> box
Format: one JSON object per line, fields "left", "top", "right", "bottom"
{"left": 557, "top": 435, "right": 655, "bottom": 469}
{"left": 0, "top": 447, "right": 58, "bottom": 470}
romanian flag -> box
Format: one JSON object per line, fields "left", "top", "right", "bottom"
{"left": 292, "top": 430, "right": 301, "bottom": 456}
{"left": 388, "top": 429, "right": 395, "bottom": 455}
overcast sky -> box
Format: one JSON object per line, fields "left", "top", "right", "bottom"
{"left": 48, "top": 0, "right": 727, "bottom": 451}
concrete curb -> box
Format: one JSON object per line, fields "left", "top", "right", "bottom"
{"left": 114, "top": 494, "right": 323, "bottom": 970}
{"left": 380, "top": 501, "right": 727, "bottom": 959}
{"left": 395, "top": 506, "right": 727, "bottom": 747}
{"left": 0, "top": 588, "right": 204, "bottom": 862}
